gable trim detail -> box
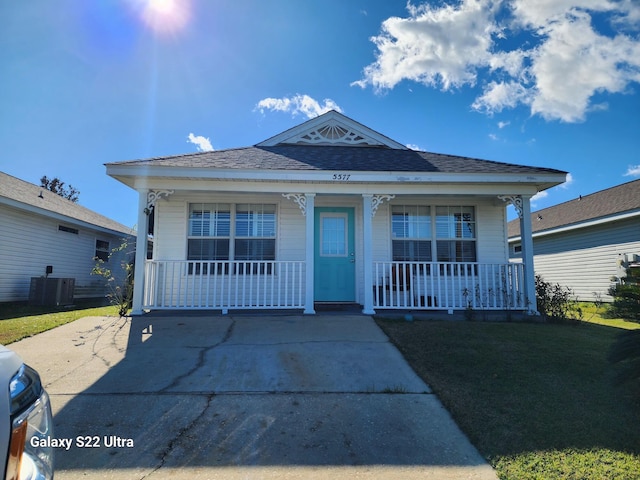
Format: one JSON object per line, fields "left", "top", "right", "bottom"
{"left": 256, "top": 110, "right": 408, "bottom": 150}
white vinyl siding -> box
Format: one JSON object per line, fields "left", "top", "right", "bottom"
{"left": 153, "top": 199, "right": 187, "bottom": 260}
{"left": 476, "top": 203, "right": 509, "bottom": 263}
{"left": 278, "top": 196, "right": 306, "bottom": 262}
{"left": 0, "top": 204, "right": 129, "bottom": 302}
{"left": 532, "top": 217, "right": 640, "bottom": 302}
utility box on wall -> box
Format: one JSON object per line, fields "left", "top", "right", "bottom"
{"left": 29, "top": 278, "right": 75, "bottom": 306}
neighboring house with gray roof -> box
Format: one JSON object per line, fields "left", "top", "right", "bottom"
{"left": 106, "top": 110, "right": 567, "bottom": 315}
{"left": 507, "top": 179, "right": 640, "bottom": 302}
{"left": 0, "top": 171, "right": 133, "bottom": 303}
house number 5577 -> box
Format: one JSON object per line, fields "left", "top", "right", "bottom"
{"left": 332, "top": 174, "right": 351, "bottom": 181}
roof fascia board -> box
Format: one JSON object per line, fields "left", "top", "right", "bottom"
{"left": 108, "top": 164, "right": 566, "bottom": 186}
{"left": 130, "top": 178, "right": 546, "bottom": 196}
{"left": 0, "top": 196, "right": 133, "bottom": 236}
{"left": 508, "top": 209, "right": 640, "bottom": 242}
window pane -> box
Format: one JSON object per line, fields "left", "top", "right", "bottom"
{"left": 436, "top": 206, "right": 475, "bottom": 239}
{"left": 188, "top": 239, "right": 230, "bottom": 260}
{"left": 391, "top": 206, "right": 408, "bottom": 238}
{"left": 436, "top": 206, "right": 452, "bottom": 238}
{"left": 392, "top": 240, "right": 432, "bottom": 261}
{"left": 235, "top": 239, "right": 276, "bottom": 260}
{"left": 414, "top": 206, "right": 431, "bottom": 238}
{"left": 321, "top": 216, "right": 346, "bottom": 256}
{"left": 95, "top": 250, "right": 109, "bottom": 261}
{"left": 96, "top": 240, "right": 110, "bottom": 250}
{"left": 189, "top": 204, "right": 230, "bottom": 237}
{"left": 95, "top": 240, "right": 110, "bottom": 262}
{"left": 236, "top": 204, "right": 276, "bottom": 238}
{"left": 457, "top": 241, "right": 476, "bottom": 261}
{"left": 391, "top": 205, "right": 430, "bottom": 239}
{"left": 436, "top": 241, "right": 476, "bottom": 262}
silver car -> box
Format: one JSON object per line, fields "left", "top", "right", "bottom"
{"left": 0, "top": 345, "right": 54, "bottom": 479}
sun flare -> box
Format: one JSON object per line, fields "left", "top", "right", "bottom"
{"left": 148, "top": 0, "right": 177, "bottom": 14}
{"left": 139, "top": 0, "right": 190, "bottom": 35}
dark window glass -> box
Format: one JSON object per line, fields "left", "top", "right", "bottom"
{"left": 392, "top": 240, "right": 432, "bottom": 262}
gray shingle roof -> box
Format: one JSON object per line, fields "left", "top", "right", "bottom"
{"left": 107, "top": 145, "right": 565, "bottom": 176}
{"left": 0, "top": 171, "right": 132, "bottom": 235}
{"left": 508, "top": 179, "right": 640, "bottom": 238}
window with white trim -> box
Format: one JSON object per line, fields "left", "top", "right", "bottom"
{"left": 234, "top": 204, "right": 276, "bottom": 261}
{"left": 187, "top": 203, "right": 276, "bottom": 273}
{"left": 435, "top": 206, "right": 476, "bottom": 262}
{"left": 187, "top": 203, "right": 231, "bottom": 262}
{"left": 391, "top": 205, "right": 432, "bottom": 261}
{"left": 391, "top": 205, "right": 476, "bottom": 262}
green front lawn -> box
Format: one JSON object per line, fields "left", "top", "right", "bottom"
{"left": 0, "top": 301, "right": 118, "bottom": 344}
{"left": 376, "top": 317, "right": 640, "bottom": 480}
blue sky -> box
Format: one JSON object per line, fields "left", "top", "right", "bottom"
{"left": 1, "top": 0, "right": 639, "bottom": 229}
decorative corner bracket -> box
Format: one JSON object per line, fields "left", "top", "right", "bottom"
{"left": 282, "top": 193, "right": 307, "bottom": 216}
{"left": 498, "top": 195, "right": 524, "bottom": 219}
{"left": 146, "top": 190, "right": 174, "bottom": 214}
{"left": 371, "top": 194, "right": 395, "bottom": 217}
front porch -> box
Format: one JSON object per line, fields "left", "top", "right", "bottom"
{"left": 142, "top": 259, "right": 526, "bottom": 313}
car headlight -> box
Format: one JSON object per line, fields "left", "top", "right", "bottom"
{"left": 6, "top": 365, "right": 53, "bottom": 480}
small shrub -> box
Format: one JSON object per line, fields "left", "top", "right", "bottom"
{"left": 91, "top": 239, "right": 134, "bottom": 317}
{"left": 535, "top": 274, "right": 582, "bottom": 323}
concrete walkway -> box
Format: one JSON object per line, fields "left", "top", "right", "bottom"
{"left": 10, "top": 313, "right": 498, "bottom": 479}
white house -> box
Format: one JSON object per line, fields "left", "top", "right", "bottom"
{"left": 508, "top": 179, "right": 640, "bottom": 302}
{"left": 106, "top": 111, "right": 566, "bottom": 315}
{"left": 0, "top": 172, "right": 133, "bottom": 303}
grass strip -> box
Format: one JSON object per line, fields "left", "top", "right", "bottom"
{"left": 0, "top": 302, "right": 117, "bottom": 344}
{"left": 376, "top": 318, "right": 640, "bottom": 480}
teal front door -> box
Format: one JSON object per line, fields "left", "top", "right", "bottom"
{"left": 314, "top": 207, "right": 356, "bottom": 302}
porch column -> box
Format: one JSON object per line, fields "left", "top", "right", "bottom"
{"left": 362, "top": 195, "right": 375, "bottom": 315}
{"left": 131, "top": 189, "right": 149, "bottom": 315}
{"left": 304, "top": 193, "right": 316, "bottom": 314}
{"left": 519, "top": 195, "right": 538, "bottom": 314}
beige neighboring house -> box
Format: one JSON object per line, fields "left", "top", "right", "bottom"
{"left": 106, "top": 111, "right": 567, "bottom": 315}
{"left": 0, "top": 171, "right": 133, "bottom": 303}
{"left": 508, "top": 179, "right": 640, "bottom": 302}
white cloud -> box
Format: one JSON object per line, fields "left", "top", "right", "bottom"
{"left": 187, "top": 133, "right": 213, "bottom": 152}
{"left": 624, "top": 164, "right": 640, "bottom": 176}
{"left": 531, "top": 190, "right": 548, "bottom": 204}
{"left": 354, "top": 0, "right": 640, "bottom": 123}
{"left": 472, "top": 81, "right": 530, "bottom": 115}
{"left": 497, "top": 121, "right": 510, "bottom": 129}
{"left": 529, "top": 10, "right": 640, "bottom": 122}
{"left": 352, "top": 0, "right": 497, "bottom": 91}
{"left": 560, "top": 172, "right": 574, "bottom": 188}
{"left": 255, "top": 94, "right": 343, "bottom": 119}
{"left": 510, "top": 0, "right": 618, "bottom": 28}
{"left": 406, "top": 143, "right": 424, "bottom": 150}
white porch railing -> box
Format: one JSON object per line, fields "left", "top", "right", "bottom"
{"left": 142, "top": 260, "right": 525, "bottom": 312}
{"left": 373, "top": 262, "right": 526, "bottom": 311}
{"left": 143, "top": 260, "right": 305, "bottom": 311}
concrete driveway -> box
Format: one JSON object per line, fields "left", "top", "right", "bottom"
{"left": 10, "top": 313, "right": 498, "bottom": 479}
